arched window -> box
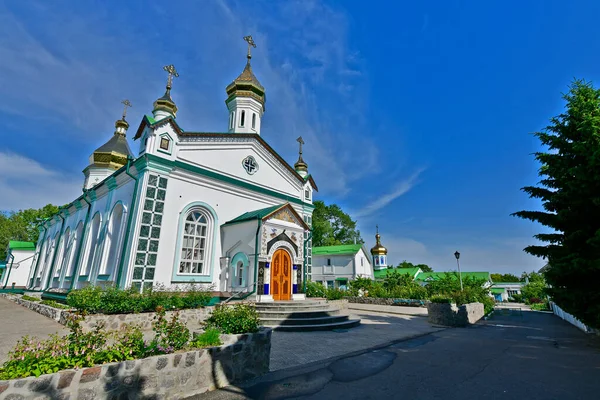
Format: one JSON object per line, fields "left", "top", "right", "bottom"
{"left": 55, "top": 228, "right": 71, "bottom": 279}
{"left": 101, "top": 204, "right": 124, "bottom": 277}
{"left": 229, "top": 112, "right": 234, "bottom": 129}
{"left": 240, "top": 110, "right": 246, "bottom": 127}
{"left": 237, "top": 261, "right": 245, "bottom": 286}
{"left": 82, "top": 213, "right": 101, "bottom": 276}
{"left": 179, "top": 209, "right": 212, "bottom": 275}
{"left": 252, "top": 113, "right": 256, "bottom": 129}
{"left": 63, "top": 222, "right": 83, "bottom": 284}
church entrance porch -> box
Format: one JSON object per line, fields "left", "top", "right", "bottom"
{"left": 270, "top": 249, "right": 291, "bottom": 301}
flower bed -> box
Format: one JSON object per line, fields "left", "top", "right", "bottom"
{"left": 0, "top": 328, "right": 272, "bottom": 400}
{"left": 0, "top": 303, "right": 267, "bottom": 398}
{"left": 345, "top": 296, "right": 427, "bottom": 307}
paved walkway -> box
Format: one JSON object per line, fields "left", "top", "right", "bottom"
{"left": 0, "top": 296, "right": 68, "bottom": 362}
{"left": 269, "top": 310, "right": 442, "bottom": 371}
{"left": 198, "top": 309, "right": 600, "bottom": 400}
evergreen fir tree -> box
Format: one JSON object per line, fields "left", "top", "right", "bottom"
{"left": 513, "top": 80, "right": 600, "bottom": 329}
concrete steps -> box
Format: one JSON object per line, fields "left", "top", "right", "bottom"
{"left": 256, "top": 300, "right": 360, "bottom": 332}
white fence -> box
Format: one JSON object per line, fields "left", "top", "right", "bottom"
{"left": 550, "top": 301, "right": 596, "bottom": 333}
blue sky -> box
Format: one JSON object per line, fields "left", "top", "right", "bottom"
{"left": 2, "top": 0, "right": 598, "bottom": 274}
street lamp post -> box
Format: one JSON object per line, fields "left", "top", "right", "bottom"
{"left": 454, "top": 251, "right": 464, "bottom": 291}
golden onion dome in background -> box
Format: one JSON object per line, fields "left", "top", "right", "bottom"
{"left": 370, "top": 232, "right": 388, "bottom": 255}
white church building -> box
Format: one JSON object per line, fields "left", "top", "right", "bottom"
{"left": 26, "top": 37, "right": 317, "bottom": 302}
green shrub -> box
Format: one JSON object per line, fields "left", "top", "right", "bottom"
{"left": 40, "top": 300, "right": 71, "bottom": 310}
{"left": 348, "top": 276, "right": 373, "bottom": 296}
{"left": 66, "top": 284, "right": 211, "bottom": 314}
{"left": 325, "top": 288, "right": 345, "bottom": 300}
{"left": 205, "top": 304, "right": 260, "bottom": 334}
{"left": 530, "top": 301, "right": 551, "bottom": 311}
{"left": 509, "top": 293, "right": 524, "bottom": 303}
{"left": 21, "top": 295, "right": 40, "bottom": 302}
{"left": 522, "top": 281, "right": 547, "bottom": 304}
{"left": 190, "top": 328, "right": 222, "bottom": 348}
{"left": 430, "top": 296, "right": 452, "bottom": 304}
{"left": 305, "top": 281, "right": 327, "bottom": 298}
{"left": 146, "top": 307, "right": 190, "bottom": 354}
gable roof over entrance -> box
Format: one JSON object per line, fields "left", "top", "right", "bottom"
{"left": 222, "top": 203, "right": 309, "bottom": 230}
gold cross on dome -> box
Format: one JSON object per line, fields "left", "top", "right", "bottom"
{"left": 297, "top": 136, "right": 304, "bottom": 155}
{"left": 163, "top": 64, "right": 179, "bottom": 90}
{"left": 121, "top": 99, "right": 132, "bottom": 119}
{"left": 243, "top": 35, "right": 256, "bottom": 59}
{"left": 376, "top": 225, "right": 379, "bottom": 234}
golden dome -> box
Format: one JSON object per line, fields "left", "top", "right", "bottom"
{"left": 90, "top": 118, "right": 133, "bottom": 170}
{"left": 370, "top": 233, "right": 387, "bottom": 255}
{"left": 225, "top": 57, "right": 266, "bottom": 110}
{"left": 153, "top": 88, "right": 178, "bottom": 117}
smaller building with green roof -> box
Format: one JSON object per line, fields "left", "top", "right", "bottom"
{"left": 373, "top": 266, "right": 422, "bottom": 281}
{"left": 311, "top": 243, "right": 373, "bottom": 289}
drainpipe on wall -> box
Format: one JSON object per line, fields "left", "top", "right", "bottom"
{"left": 44, "top": 209, "right": 66, "bottom": 290}
{"left": 303, "top": 230, "right": 313, "bottom": 293}
{"left": 115, "top": 157, "right": 140, "bottom": 289}
{"left": 2, "top": 252, "right": 15, "bottom": 289}
{"left": 68, "top": 189, "right": 93, "bottom": 291}
{"left": 28, "top": 223, "right": 48, "bottom": 290}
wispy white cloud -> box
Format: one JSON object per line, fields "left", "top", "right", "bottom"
{"left": 0, "top": 152, "right": 82, "bottom": 211}
{"left": 355, "top": 168, "right": 425, "bottom": 218}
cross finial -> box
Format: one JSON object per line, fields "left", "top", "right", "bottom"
{"left": 296, "top": 136, "right": 305, "bottom": 155}
{"left": 121, "top": 99, "right": 132, "bottom": 120}
{"left": 163, "top": 64, "right": 179, "bottom": 91}
{"left": 376, "top": 225, "right": 379, "bottom": 234}
{"left": 243, "top": 35, "right": 256, "bottom": 60}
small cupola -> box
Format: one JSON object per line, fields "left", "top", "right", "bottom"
{"left": 153, "top": 64, "right": 179, "bottom": 121}
{"left": 370, "top": 226, "right": 388, "bottom": 271}
{"left": 294, "top": 136, "right": 309, "bottom": 178}
{"left": 225, "top": 35, "right": 266, "bottom": 135}
{"left": 83, "top": 100, "right": 134, "bottom": 189}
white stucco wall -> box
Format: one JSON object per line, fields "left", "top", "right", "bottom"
{"left": 2, "top": 249, "right": 35, "bottom": 288}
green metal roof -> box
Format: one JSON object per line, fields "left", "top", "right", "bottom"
{"left": 8, "top": 241, "right": 36, "bottom": 251}
{"left": 335, "top": 277, "right": 349, "bottom": 281}
{"left": 491, "top": 288, "right": 506, "bottom": 294}
{"left": 223, "top": 204, "right": 285, "bottom": 226}
{"left": 415, "top": 271, "right": 491, "bottom": 282}
{"left": 493, "top": 282, "right": 523, "bottom": 285}
{"left": 374, "top": 267, "right": 421, "bottom": 280}
{"left": 312, "top": 244, "right": 363, "bottom": 256}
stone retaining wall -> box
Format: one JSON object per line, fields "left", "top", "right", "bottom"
{"left": 346, "top": 297, "right": 426, "bottom": 307}
{"left": 0, "top": 294, "right": 69, "bottom": 322}
{"left": 0, "top": 328, "right": 272, "bottom": 400}
{"left": 63, "top": 307, "right": 214, "bottom": 332}
{"left": 427, "top": 302, "right": 484, "bottom": 327}
{"left": 326, "top": 299, "right": 349, "bottom": 310}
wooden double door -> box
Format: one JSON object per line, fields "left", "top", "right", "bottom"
{"left": 271, "top": 249, "right": 291, "bottom": 301}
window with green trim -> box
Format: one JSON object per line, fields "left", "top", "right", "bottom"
{"left": 132, "top": 174, "right": 168, "bottom": 292}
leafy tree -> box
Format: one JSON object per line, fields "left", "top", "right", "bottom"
{"left": 520, "top": 271, "right": 545, "bottom": 283}
{"left": 311, "top": 200, "right": 363, "bottom": 247}
{"left": 396, "top": 260, "right": 433, "bottom": 272}
{"left": 490, "top": 273, "right": 521, "bottom": 282}
{"left": 0, "top": 204, "right": 59, "bottom": 259}
{"left": 512, "top": 80, "right": 600, "bottom": 329}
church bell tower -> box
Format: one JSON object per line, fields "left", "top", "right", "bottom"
{"left": 225, "top": 35, "right": 266, "bottom": 135}
{"left": 370, "top": 227, "right": 388, "bottom": 271}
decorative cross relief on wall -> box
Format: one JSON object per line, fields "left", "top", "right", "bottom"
{"left": 242, "top": 155, "right": 259, "bottom": 175}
